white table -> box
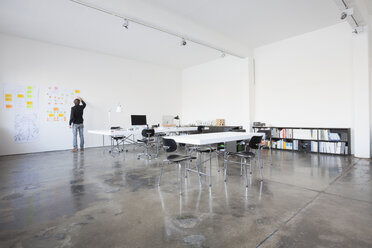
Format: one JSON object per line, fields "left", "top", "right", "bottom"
{"left": 88, "top": 129, "right": 140, "bottom": 147}
{"left": 155, "top": 126, "right": 197, "bottom": 134}
{"left": 88, "top": 126, "right": 198, "bottom": 146}
{"left": 163, "top": 131, "right": 264, "bottom": 187}
{"left": 163, "top": 131, "right": 264, "bottom": 146}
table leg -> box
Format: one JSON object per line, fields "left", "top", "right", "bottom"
{"left": 209, "top": 151, "right": 212, "bottom": 187}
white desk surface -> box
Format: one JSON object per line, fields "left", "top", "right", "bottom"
{"left": 88, "top": 126, "right": 197, "bottom": 137}
{"left": 88, "top": 129, "right": 139, "bottom": 136}
{"left": 163, "top": 132, "right": 264, "bottom": 145}
{"left": 155, "top": 126, "right": 197, "bottom": 133}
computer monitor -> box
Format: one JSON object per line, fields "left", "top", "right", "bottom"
{"left": 131, "top": 115, "right": 147, "bottom": 126}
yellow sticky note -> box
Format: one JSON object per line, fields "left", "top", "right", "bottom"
{"left": 59, "top": 113, "right": 64, "bottom": 117}
{"left": 49, "top": 114, "right": 54, "bottom": 117}
{"left": 5, "top": 94, "right": 12, "bottom": 98}
{"left": 17, "top": 94, "right": 24, "bottom": 98}
{"left": 75, "top": 90, "right": 80, "bottom": 94}
{"left": 5, "top": 97, "right": 12, "bottom": 102}
{"left": 27, "top": 86, "right": 33, "bottom": 90}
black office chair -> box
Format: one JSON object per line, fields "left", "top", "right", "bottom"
{"left": 109, "top": 127, "right": 126, "bottom": 156}
{"left": 137, "top": 128, "right": 156, "bottom": 159}
{"left": 197, "top": 125, "right": 205, "bottom": 133}
{"left": 158, "top": 138, "right": 196, "bottom": 195}
{"left": 224, "top": 135, "right": 263, "bottom": 187}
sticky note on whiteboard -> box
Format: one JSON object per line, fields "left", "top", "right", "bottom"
{"left": 49, "top": 114, "right": 54, "bottom": 117}
{"left": 6, "top": 105, "right": 13, "bottom": 109}
{"left": 59, "top": 113, "right": 64, "bottom": 117}
{"left": 75, "top": 90, "right": 80, "bottom": 94}
{"left": 17, "top": 94, "right": 24, "bottom": 98}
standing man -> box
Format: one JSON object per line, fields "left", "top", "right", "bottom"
{"left": 69, "top": 97, "right": 86, "bottom": 152}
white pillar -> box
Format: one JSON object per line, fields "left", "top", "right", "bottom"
{"left": 352, "top": 30, "right": 370, "bottom": 158}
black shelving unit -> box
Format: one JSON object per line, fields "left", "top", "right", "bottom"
{"left": 252, "top": 126, "right": 351, "bottom": 156}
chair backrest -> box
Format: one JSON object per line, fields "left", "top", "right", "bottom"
{"left": 162, "top": 138, "right": 177, "bottom": 153}
{"left": 248, "top": 135, "right": 263, "bottom": 150}
{"left": 197, "top": 126, "right": 205, "bottom": 133}
{"left": 257, "top": 129, "right": 271, "bottom": 139}
{"left": 142, "top": 128, "right": 155, "bottom": 137}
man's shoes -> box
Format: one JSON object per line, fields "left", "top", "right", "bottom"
{"left": 72, "top": 148, "right": 78, "bottom": 152}
{"left": 80, "top": 148, "right": 84, "bottom": 151}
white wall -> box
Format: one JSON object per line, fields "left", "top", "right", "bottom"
{"left": 352, "top": 30, "right": 370, "bottom": 158}
{"left": 253, "top": 23, "right": 354, "bottom": 128}
{"left": 0, "top": 33, "right": 182, "bottom": 156}
{"left": 181, "top": 57, "right": 250, "bottom": 129}
{"left": 370, "top": 15, "right": 372, "bottom": 156}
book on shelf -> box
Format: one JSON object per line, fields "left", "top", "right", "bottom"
{"left": 319, "top": 142, "right": 348, "bottom": 154}
{"left": 292, "top": 129, "right": 317, "bottom": 140}
{"left": 319, "top": 130, "right": 341, "bottom": 141}
{"left": 271, "top": 128, "right": 293, "bottom": 138}
{"left": 271, "top": 139, "right": 293, "bottom": 150}
{"left": 293, "top": 140, "right": 299, "bottom": 150}
{"left": 310, "top": 141, "right": 318, "bottom": 152}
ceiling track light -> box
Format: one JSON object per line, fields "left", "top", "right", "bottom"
{"left": 122, "top": 19, "right": 129, "bottom": 29}
{"left": 69, "top": 0, "right": 245, "bottom": 59}
{"left": 339, "top": 0, "right": 361, "bottom": 33}
{"left": 340, "top": 8, "right": 353, "bottom": 20}
{"left": 352, "top": 26, "right": 364, "bottom": 34}
{"left": 180, "top": 38, "right": 187, "bottom": 46}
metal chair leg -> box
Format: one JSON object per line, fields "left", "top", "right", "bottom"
{"left": 185, "top": 160, "right": 188, "bottom": 178}
{"left": 196, "top": 153, "right": 202, "bottom": 185}
{"left": 244, "top": 158, "right": 248, "bottom": 187}
{"left": 240, "top": 157, "right": 243, "bottom": 176}
{"left": 259, "top": 150, "right": 264, "bottom": 181}
{"left": 224, "top": 157, "right": 228, "bottom": 182}
{"left": 249, "top": 158, "right": 253, "bottom": 185}
{"left": 178, "top": 163, "right": 182, "bottom": 195}
{"left": 158, "top": 161, "right": 164, "bottom": 186}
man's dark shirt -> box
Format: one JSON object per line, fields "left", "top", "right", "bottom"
{"left": 69, "top": 101, "right": 86, "bottom": 125}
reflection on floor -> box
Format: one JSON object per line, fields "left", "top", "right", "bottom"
{"left": 0, "top": 147, "right": 371, "bottom": 248}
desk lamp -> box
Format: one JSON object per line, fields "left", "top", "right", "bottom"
{"left": 174, "top": 115, "right": 180, "bottom": 127}
{"left": 108, "top": 103, "right": 123, "bottom": 128}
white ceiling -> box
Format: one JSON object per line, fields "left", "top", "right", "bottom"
{"left": 365, "top": 1, "right": 372, "bottom": 15}
{"left": 0, "top": 0, "right": 349, "bottom": 68}
{"left": 139, "top": 0, "right": 343, "bottom": 48}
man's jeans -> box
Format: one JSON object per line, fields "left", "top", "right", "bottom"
{"left": 73, "top": 123, "right": 84, "bottom": 148}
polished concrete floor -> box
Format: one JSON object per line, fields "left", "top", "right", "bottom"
{"left": 0, "top": 147, "right": 371, "bottom": 248}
